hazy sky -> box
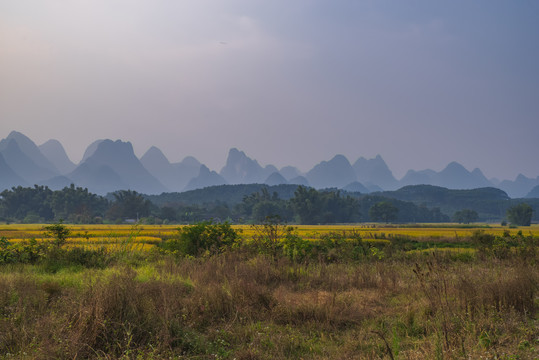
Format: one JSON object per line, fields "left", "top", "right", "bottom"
{"left": 1, "top": 1, "right": 538, "bottom": 180}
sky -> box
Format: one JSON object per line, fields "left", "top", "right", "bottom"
{"left": 1, "top": 0, "right": 538, "bottom": 180}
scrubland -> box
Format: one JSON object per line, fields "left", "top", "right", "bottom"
{"left": 0, "top": 223, "right": 537, "bottom": 359}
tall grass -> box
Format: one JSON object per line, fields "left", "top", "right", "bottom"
{"left": 0, "top": 223, "right": 537, "bottom": 359}
{"left": 0, "top": 250, "right": 536, "bottom": 359}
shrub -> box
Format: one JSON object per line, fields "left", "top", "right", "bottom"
{"left": 40, "top": 247, "right": 112, "bottom": 272}
{"left": 250, "top": 216, "right": 294, "bottom": 257}
{"left": 281, "top": 233, "right": 313, "bottom": 263}
{"left": 471, "top": 230, "right": 495, "bottom": 258}
{"left": 44, "top": 221, "right": 71, "bottom": 248}
{"left": 0, "top": 238, "right": 46, "bottom": 264}
{"left": 161, "top": 221, "right": 240, "bottom": 256}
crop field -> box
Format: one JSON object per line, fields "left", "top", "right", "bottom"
{"left": 0, "top": 222, "right": 537, "bottom": 359}
{"left": 1, "top": 223, "right": 538, "bottom": 253}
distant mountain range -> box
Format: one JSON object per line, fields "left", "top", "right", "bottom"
{"left": 1, "top": 131, "right": 538, "bottom": 198}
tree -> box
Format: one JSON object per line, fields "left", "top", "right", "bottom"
{"left": 44, "top": 220, "right": 71, "bottom": 248}
{"left": 106, "top": 190, "right": 151, "bottom": 221}
{"left": 159, "top": 206, "right": 177, "bottom": 222}
{"left": 0, "top": 185, "right": 54, "bottom": 221}
{"left": 506, "top": 203, "right": 533, "bottom": 226}
{"left": 49, "top": 184, "right": 108, "bottom": 223}
{"left": 453, "top": 209, "right": 479, "bottom": 224}
{"left": 290, "top": 186, "right": 360, "bottom": 224}
{"left": 290, "top": 186, "right": 322, "bottom": 224}
{"left": 369, "top": 201, "right": 398, "bottom": 223}
{"left": 252, "top": 201, "right": 284, "bottom": 223}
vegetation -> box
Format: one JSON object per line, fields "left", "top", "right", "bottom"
{"left": 161, "top": 220, "right": 240, "bottom": 256}
{"left": 0, "top": 185, "right": 107, "bottom": 223}
{"left": 0, "top": 222, "right": 536, "bottom": 359}
{"left": 368, "top": 201, "right": 399, "bottom": 223}
{"left": 106, "top": 190, "right": 152, "bottom": 222}
{"left": 0, "top": 184, "right": 450, "bottom": 225}
{"left": 452, "top": 209, "right": 479, "bottom": 224}
{"left": 44, "top": 220, "right": 71, "bottom": 248}
{"left": 507, "top": 203, "right": 534, "bottom": 226}
{"left": 290, "top": 186, "right": 360, "bottom": 224}
{"left": 382, "top": 185, "right": 539, "bottom": 222}
{"left": 1, "top": 184, "right": 538, "bottom": 225}
{"left": 146, "top": 184, "right": 300, "bottom": 207}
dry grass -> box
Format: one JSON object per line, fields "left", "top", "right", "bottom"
{"left": 0, "top": 250, "right": 536, "bottom": 359}
{"left": 0, "top": 222, "right": 537, "bottom": 359}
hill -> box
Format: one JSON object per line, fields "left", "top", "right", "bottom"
{"left": 378, "top": 185, "right": 512, "bottom": 221}
{"left": 146, "top": 184, "right": 300, "bottom": 207}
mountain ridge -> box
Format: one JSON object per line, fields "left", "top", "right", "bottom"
{"left": 0, "top": 131, "right": 537, "bottom": 197}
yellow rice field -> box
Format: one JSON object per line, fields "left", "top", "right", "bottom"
{"left": 1, "top": 223, "right": 538, "bottom": 253}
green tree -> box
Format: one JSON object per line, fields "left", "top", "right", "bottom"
{"left": 368, "top": 201, "right": 399, "bottom": 223}
{"left": 506, "top": 203, "right": 533, "bottom": 226}
{"left": 252, "top": 201, "right": 284, "bottom": 222}
{"left": 453, "top": 209, "right": 479, "bottom": 224}
{"left": 44, "top": 220, "right": 71, "bottom": 248}
{"left": 49, "top": 184, "right": 108, "bottom": 223}
{"left": 106, "top": 190, "right": 151, "bottom": 221}
{"left": 159, "top": 206, "right": 177, "bottom": 222}
{"left": 0, "top": 185, "right": 54, "bottom": 221}
{"left": 290, "top": 186, "right": 360, "bottom": 224}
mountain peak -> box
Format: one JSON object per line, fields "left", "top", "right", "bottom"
{"left": 184, "top": 165, "right": 227, "bottom": 191}
{"left": 329, "top": 154, "right": 351, "bottom": 166}
{"left": 265, "top": 172, "right": 288, "bottom": 186}
{"left": 0, "top": 131, "right": 60, "bottom": 175}
{"left": 352, "top": 154, "right": 397, "bottom": 190}
{"left": 443, "top": 161, "right": 467, "bottom": 172}
{"left": 306, "top": 155, "right": 356, "bottom": 189}
{"left": 80, "top": 140, "right": 104, "bottom": 164}
{"left": 221, "top": 148, "right": 271, "bottom": 184}
{"left": 141, "top": 146, "right": 170, "bottom": 165}
{"left": 72, "top": 139, "right": 166, "bottom": 194}
{"left": 515, "top": 173, "right": 530, "bottom": 182}
{"left": 146, "top": 145, "right": 162, "bottom": 154}
{"left": 39, "top": 139, "right": 75, "bottom": 175}
{"left": 5, "top": 131, "right": 36, "bottom": 146}
{"left": 0, "top": 135, "right": 59, "bottom": 183}
{"left": 436, "top": 162, "right": 492, "bottom": 189}
{"left": 180, "top": 156, "right": 201, "bottom": 167}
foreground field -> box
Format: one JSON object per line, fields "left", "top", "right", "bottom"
{"left": 1, "top": 223, "right": 538, "bottom": 252}
{"left": 0, "top": 223, "right": 537, "bottom": 359}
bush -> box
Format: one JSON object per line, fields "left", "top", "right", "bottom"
{"left": 471, "top": 230, "right": 495, "bottom": 253}
{"left": 40, "top": 247, "right": 112, "bottom": 272}
{"left": 0, "top": 238, "right": 46, "bottom": 264}
{"left": 161, "top": 221, "right": 240, "bottom": 256}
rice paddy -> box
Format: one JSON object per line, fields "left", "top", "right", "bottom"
{"left": 1, "top": 223, "right": 538, "bottom": 254}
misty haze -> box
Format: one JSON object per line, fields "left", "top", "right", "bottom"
{"left": 0, "top": 2, "right": 538, "bottom": 359}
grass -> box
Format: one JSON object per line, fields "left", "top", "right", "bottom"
{"left": 0, "top": 223, "right": 537, "bottom": 359}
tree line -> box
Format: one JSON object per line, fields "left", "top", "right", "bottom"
{"left": 0, "top": 185, "right": 148, "bottom": 224}
{"left": 0, "top": 184, "right": 533, "bottom": 225}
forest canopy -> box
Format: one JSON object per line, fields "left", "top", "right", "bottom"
{"left": 0, "top": 184, "right": 537, "bottom": 224}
